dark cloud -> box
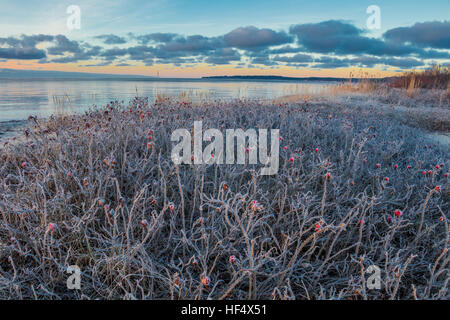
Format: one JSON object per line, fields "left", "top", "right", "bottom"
{"left": 290, "top": 20, "right": 361, "bottom": 40}
{"left": 385, "top": 57, "right": 424, "bottom": 68}
{"left": 250, "top": 56, "right": 278, "bottom": 66}
{"left": 311, "top": 56, "right": 425, "bottom": 69}
{"left": 155, "top": 57, "right": 199, "bottom": 66}
{"left": 289, "top": 20, "right": 417, "bottom": 57}
{"left": 94, "top": 34, "right": 127, "bottom": 45}
{"left": 126, "top": 45, "right": 155, "bottom": 64}
{"left": 45, "top": 38, "right": 102, "bottom": 63}
{"left": 273, "top": 53, "right": 313, "bottom": 63}
{"left": 100, "top": 48, "right": 129, "bottom": 58}
{"left": 0, "top": 47, "right": 46, "bottom": 60}
{"left": 0, "top": 34, "right": 54, "bottom": 48}
{"left": 0, "top": 20, "right": 448, "bottom": 70}
{"left": 224, "top": 26, "right": 292, "bottom": 50}
{"left": 289, "top": 20, "right": 362, "bottom": 54}
{"left": 158, "top": 35, "right": 223, "bottom": 54}
{"left": 0, "top": 35, "right": 52, "bottom": 59}
{"left": 288, "top": 20, "right": 450, "bottom": 64}
{"left": 205, "top": 48, "right": 241, "bottom": 65}
{"left": 384, "top": 21, "right": 450, "bottom": 49}
{"left": 46, "top": 35, "right": 82, "bottom": 55}
{"left": 269, "top": 45, "right": 303, "bottom": 54}
{"left": 312, "top": 56, "right": 351, "bottom": 69}
{"left": 82, "top": 61, "right": 112, "bottom": 67}
{"left": 136, "top": 33, "right": 178, "bottom": 44}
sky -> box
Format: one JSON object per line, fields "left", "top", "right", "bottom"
{"left": 0, "top": 0, "right": 449, "bottom": 78}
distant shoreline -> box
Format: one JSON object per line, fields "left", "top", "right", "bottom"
{"left": 0, "top": 76, "right": 389, "bottom": 83}
{"left": 201, "top": 75, "right": 387, "bottom": 82}
{"left": 0, "top": 68, "right": 392, "bottom": 82}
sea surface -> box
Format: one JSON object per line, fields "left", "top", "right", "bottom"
{"left": 0, "top": 79, "right": 331, "bottom": 136}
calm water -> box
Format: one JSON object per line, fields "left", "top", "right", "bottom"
{"left": 0, "top": 79, "right": 331, "bottom": 122}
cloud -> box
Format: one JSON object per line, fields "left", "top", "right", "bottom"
{"left": 249, "top": 56, "right": 278, "bottom": 66}
{"left": 100, "top": 47, "right": 129, "bottom": 58}
{"left": 273, "top": 53, "right": 313, "bottom": 63}
{"left": 311, "top": 56, "right": 425, "bottom": 69}
{"left": 136, "top": 33, "right": 178, "bottom": 44}
{"left": 82, "top": 61, "right": 112, "bottom": 67}
{"left": 384, "top": 21, "right": 450, "bottom": 49}
{"left": 205, "top": 48, "right": 241, "bottom": 65}
{"left": 0, "top": 47, "right": 46, "bottom": 60}
{"left": 0, "top": 20, "right": 448, "bottom": 71}
{"left": 224, "top": 26, "right": 292, "bottom": 50}
{"left": 46, "top": 35, "right": 82, "bottom": 55}
{"left": 95, "top": 34, "right": 127, "bottom": 45}
{"left": 157, "top": 35, "right": 223, "bottom": 54}
{"left": 0, "top": 35, "right": 52, "bottom": 59}
{"left": 289, "top": 20, "right": 415, "bottom": 56}
{"left": 269, "top": 45, "right": 303, "bottom": 54}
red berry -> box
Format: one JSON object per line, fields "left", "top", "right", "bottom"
{"left": 394, "top": 209, "right": 402, "bottom": 217}
{"left": 394, "top": 164, "right": 398, "bottom": 169}
{"left": 435, "top": 186, "right": 440, "bottom": 192}
{"left": 289, "top": 157, "right": 294, "bottom": 163}
{"left": 48, "top": 223, "right": 57, "bottom": 231}
{"left": 201, "top": 276, "right": 210, "bottom": 286}
{"left": 229, "top": 255, "right": 236, "bottom": 264}
{"left": 376, "top": 163, "right": 381, "bottom": 168}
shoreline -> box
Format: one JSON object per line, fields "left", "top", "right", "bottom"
{"left": 0, "top": 119, "right": 27, "bottom": 141}
{"left": 1, "top": 88, "right": 449, "bottom": 148}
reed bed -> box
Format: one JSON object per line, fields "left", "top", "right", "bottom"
{"left": 0, "top": 96, "right": 448, "bottom": 300}
{"left": 390, "top": 65, "right": 450, "bottom": 98}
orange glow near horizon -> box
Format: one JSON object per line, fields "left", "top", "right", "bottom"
{"left": 0, "top": 59, "right": 402, "bottom": 78}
